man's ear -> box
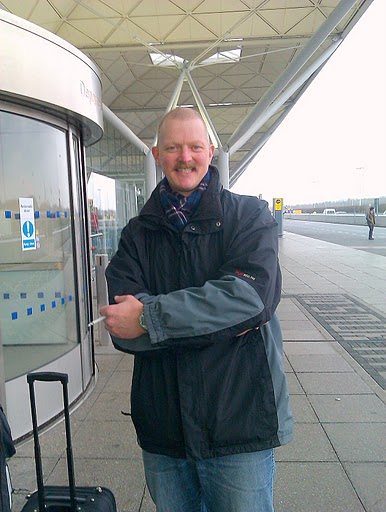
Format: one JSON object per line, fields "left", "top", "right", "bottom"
{"left": 152, "top": 146, "right": 159, "bottom": 164}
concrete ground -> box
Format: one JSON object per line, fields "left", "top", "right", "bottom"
{"left": 9, "top": 232, "right": 386, "bottom": 512}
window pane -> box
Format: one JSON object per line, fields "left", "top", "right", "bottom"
{"left": 0, "top": 112, "right": 77, "bottom": 380}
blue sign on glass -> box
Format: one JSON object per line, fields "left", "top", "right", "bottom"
{"left": 19, "top": 198, "right": 36, "bottom": 251}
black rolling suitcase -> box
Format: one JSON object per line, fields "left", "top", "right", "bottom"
{"left": 22, "top": 372, "right": 116, "bottom": 512}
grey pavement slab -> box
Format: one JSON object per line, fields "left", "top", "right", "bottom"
{"left": 277, "top": 309, "right": 306, "bottom": 322}
{"left": 281, "top": 324, "right": 330, "bottom": 340}
{"left": 84, "top": 391, "right": 131, "bottom": 421}
{"left": 289, "top": 395, "right": 319, "bottom": 423}
{"left": 323, "top": 423, "right": 386, "bottom": 462}
{"left": 284, "top": 341, "right": 337, "bottom": 355}
{"left": 278, "top": 299, "right": 334, "bottom": 341}
{"left": 343, "top": 462, "right": 386, "bottom": 512}
{"left": 285, "top": 373, "right": 304, "bottom": 395}
{"left": 296, "top": 372, "right": 375, "bottom": 395}
{"left": 102, "top": 369, "right": 133, "bottom": 393}
{"left": 287, "top": 353, "right": 355, "bottom": 373}
{"left": 71, "top": 418, "right": 142, "bottom": 460}
{"left": 283, "top": 354, "right": 294, "bottom": 373}
{"left": 308, "top": 394, "right": 386, "bottom": 423}
{"left": 94, "top": 353, "right": 125, "bottom": 374}
{"left": 14, "top": 420, "right": 81, "bottom": 459}
{"left": 70, "top": 386, "right": 106, "bottom": 422}
{"left": 274, "top": 462, "right": 365, "bottom": 512}
{"left": 279, "top": 232, "right": 386, "bottom": 313}
{"left": 275, "top": 423, "right": 337, "bottom": 462}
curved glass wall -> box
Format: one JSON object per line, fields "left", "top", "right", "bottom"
{"left": 0, "top": 110, "right": 79, "bottom": 380}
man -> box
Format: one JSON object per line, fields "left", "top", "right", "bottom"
{"left": 366, "top": 206, "right": 376, "bottom": 240}
{"left": 100, "top": 107, "right": 293, "bottom": 512}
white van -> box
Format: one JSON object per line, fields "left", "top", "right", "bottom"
{"left": 322, "top": 208, "right": 336, "bottom": 215}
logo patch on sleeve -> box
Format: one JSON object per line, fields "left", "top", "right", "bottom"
{"left": 235, "top": 269, "right": 256, "bottom": 281}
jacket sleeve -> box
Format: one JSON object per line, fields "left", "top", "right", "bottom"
{"left": 144, "top": 199, "right": 281, "bottom": 347}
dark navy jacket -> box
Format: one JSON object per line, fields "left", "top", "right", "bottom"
{"left": 106, "top": 166, "right": 293, "bottom": 460}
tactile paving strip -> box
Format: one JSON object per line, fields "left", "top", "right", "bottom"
{"left": 292, "top": 294, "right": 386, "bottom": 389}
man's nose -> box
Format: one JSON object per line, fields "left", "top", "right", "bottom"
{"left": 179, "top": 146, "right": 192, "bottom": 162}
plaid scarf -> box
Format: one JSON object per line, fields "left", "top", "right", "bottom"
{"left": 160, "top": 170, "right": 211, "bottom": 230}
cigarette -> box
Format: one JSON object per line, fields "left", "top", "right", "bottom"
{"left": 88, "top": 316, "right": 106, "bottom": 327}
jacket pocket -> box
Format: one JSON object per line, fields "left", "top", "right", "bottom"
{"left": 131, "top": 354, "right": 185, "bottom": 453}
{"left": 204, "top": 331, "right": 278, "bottom": 448}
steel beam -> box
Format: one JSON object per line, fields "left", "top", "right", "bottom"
{"left": 226, "top": 0, "right": 359, "bottom": 155}
{"left": 103, "top": 105, "right": 149, "bottom": 155}
{"left": 229, "top": 39, "right": 341, "bottom": 156}
{"left": 185, "top": 71, "right": 222, "bottom": 148}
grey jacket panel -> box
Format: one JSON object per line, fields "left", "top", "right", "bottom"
{"left": 144, "top": 276, "right": 264, "bottom": 344}
{"left": 260, "top": 314, "right": 294, "bottom": 445}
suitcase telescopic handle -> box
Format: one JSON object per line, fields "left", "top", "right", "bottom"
{"left": 27, "top": 371, "right": 77, "bottom": 512}
{"left": 27, "top": 372, "right": 68, "bottom": 385}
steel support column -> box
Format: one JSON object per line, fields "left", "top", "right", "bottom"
{"left": 217, "top": 147, "right": 230, "bottom": 189}
{"left": 145, "top": 151, "right": 157, "bottom": 200}
{"left": 166, "top": 68, "right": 186, "bottom": 112}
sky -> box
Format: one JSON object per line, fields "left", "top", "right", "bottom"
{"left": 231, "top": 0, "right": 386, "bottom": 207}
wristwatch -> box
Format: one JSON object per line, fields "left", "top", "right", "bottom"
{"left": 138, "top": 312, "right": 147, "bottom": 331}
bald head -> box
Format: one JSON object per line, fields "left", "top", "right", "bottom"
{"left": 156, "top": 107, "right": 210, "bottom": 145}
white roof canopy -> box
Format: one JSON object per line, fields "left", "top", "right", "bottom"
{"left": 1, "top": 0, "right": 372, "bottom": 185}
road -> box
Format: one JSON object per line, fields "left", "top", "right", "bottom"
{"left": 283, "top": 219, "right": 386, "bottom": 257}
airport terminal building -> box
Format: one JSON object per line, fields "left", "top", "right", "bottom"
{"left": 0, "top": 1, "right": 371, "bottom": 440}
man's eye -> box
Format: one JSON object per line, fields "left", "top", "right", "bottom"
{"left": 166, "top": 146, "right": 177, "bottom": 151}
{"left": 192, "top": 145, "right": 203, "bottom": 151}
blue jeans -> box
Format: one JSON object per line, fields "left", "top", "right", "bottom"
{"left": 142, "top": 449, "right": 276, "bottom": 512}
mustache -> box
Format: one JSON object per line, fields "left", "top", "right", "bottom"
{"left": 175, "top": 164, "right": 195, "bottom": 171}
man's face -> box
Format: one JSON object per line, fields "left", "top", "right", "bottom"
{"left": 152, "top": 116, "right": 215, "bottom": 197}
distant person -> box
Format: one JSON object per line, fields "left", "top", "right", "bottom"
{"left": 100, "top": 107, "right": 293, "bottom": 512}
{"left": 366, "top": 206, "right": 376, "bottom": 240}
{"left": 90, "top": 207, "right": 99, "bottom": 233}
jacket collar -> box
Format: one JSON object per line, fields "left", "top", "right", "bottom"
{"left": 139, "top": 165, "right": 223, "bottom": 229}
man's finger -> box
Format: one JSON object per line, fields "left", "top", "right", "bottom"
{"left": 114, "top": 294, "right": 131, "bottom": 303}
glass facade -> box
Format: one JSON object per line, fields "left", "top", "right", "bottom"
{"left": 85, "top": 119, "right": 146, "bottom": 263}
{"left": 0, "top": 108, "right": 146, "bottom": 441}
{"left": 0, "top": 9, "right": 104, "bottom": 439}
{"left": 0, "top": 109, "right": 147, "bottom": 383}
{"left": 0, "top": 110, "right": 82, "bottom": 380}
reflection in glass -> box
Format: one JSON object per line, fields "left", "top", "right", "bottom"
{"left": 87, "top": 172, "right": 118, "bottom": 264}
{"left": 85, "top": 118, "right": 146, "bottom": 266}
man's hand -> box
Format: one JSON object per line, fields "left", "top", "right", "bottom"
{"left": 100, "top": 295, "right": 147, "bottom": 339}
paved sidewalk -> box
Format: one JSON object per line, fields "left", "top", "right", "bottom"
{"left": 9, "top": 232, "right": 386, "bottom": 512}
